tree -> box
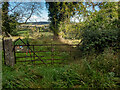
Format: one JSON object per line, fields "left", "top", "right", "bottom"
{"left": 9, "top": 12, "right": 19, "bottom": 36}
{"left": 46, "top": 2, "right": 84, "bottom": 40}
{"left": 1, "top": 2, "right": 43, "bottom": 36}
{"left": 46, "top": 2, "right": 59, "bottom": 40}
{"left": 2, "top": 2, "right": 10, "bottom": 36}
{"left": 78, "top": 2, "right": 119, "bottom": 53}
{"left": 118, "top": 1, "right": 120, "bottom": 42}
{"left": 118, "top": 1, "right": 120, "bottom": 25}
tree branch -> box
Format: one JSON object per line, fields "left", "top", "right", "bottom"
{"left": 9, "top": 3, "right": 22, "bottom": 12}
{"left": 25, "top": 4, "right": 35, "bottom": 23}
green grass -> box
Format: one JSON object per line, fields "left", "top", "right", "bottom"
{"left": 2, "top": 28, "right": 120, "bottom": 88}
{"left": 17, "top": 29, "right": 30, "bottom": 36}
{"left": 3, "top": 42, "right": 120, "bottom": 88}
{"left": 3, "top": 51, "right": 120, "bottom": 88}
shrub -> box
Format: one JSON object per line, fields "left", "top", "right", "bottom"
{"left": 77, "top": 3, "right": 119, "bottom": 54}
{"left": 79, "top": 28, "right": 119, "bottom": 54}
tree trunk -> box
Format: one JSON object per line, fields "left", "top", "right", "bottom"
{"left": 118, "top": 1, "right": 120, "bottom": 44}
{"left": 118, "top": 1, "right": 120, "bottom": 20}
{"left": 53, "top": 33, "right": 62, "bottom": 41}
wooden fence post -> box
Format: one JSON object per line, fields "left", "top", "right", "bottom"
{"left": 3, "top": 38, "right": 15, "bottom": 66}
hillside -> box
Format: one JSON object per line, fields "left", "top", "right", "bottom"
{"left": 26, "top": 22, "right": 50, "bottom": 25}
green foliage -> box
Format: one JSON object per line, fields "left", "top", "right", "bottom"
{"left": 80, "top": 29, "right": 119, "bottom": 53}
{"left": 59, "top": 22, "right": 82, "bottom": 39}
{"left": 2, "top": 2, "right": 20, "bottom": 36}
{"left": 78, "top": 2, "right": 119, "bottom": 53}
{"left": 90, "top": 48, "right": 120, "bottom": 76}
{"left": 2, "top": 2, "right": 21, "bottom": 36}
{"left": 9, "top": 13, "right": 19, "bottom": 36}
{"left": 46, "top": 2, "right": 85, "bottom": 38}
{"left": 2, "top": 2, "right": 10, "bottom": 36}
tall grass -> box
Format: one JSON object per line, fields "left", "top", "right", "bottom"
{"left": 2, "top": 47, "right": 120, "bottom": 88}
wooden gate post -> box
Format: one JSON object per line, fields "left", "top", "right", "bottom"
{"left": 4, "top": 38, "right": 15, "bottom": 66}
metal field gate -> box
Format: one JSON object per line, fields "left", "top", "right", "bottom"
{"left": 13, "top": 38, "right": 78, "bottom": 65}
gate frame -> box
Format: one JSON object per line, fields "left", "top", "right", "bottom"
{"left": 2, "top": 37, "right": 79, "bottom": 66}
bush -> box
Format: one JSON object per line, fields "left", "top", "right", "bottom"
{"left": 77, "top": 3, "right": 119, "bottom": 54}
{"left": 79, "top": 28, "right": 119, "bottom": 53}
{"left": 10, "top": 29, "right": 19, "bottom": 36}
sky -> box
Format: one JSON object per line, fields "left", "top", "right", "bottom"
{"left": 27, "top": 1, "right": 49, "bottom": 22}
{"left": 28, "top": 2, "right": 100, "bottom": 23}
{"left": 8, "top": 1, "right": 49, "bottom": 22}
{"left": 9, "top": 1, "right": 101, "bottom": 23}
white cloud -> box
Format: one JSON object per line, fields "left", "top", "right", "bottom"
{"left": 71, "top": 15, "right": 84, "bottom": 23}
{"left": 71, "top": 17, "right": 79, "bottom": 22}
{"left": 28, "top": 14, "right": 85, "bottom": 23}
{"left": 28, "top": 15, "right": 49, "bottom": 22}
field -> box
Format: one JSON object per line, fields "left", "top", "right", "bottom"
{"left": 1, "top": 2, "right": 120, "bottom": 89}
{"left": 2, "top": 27, "right": 120, "bottom": 88}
